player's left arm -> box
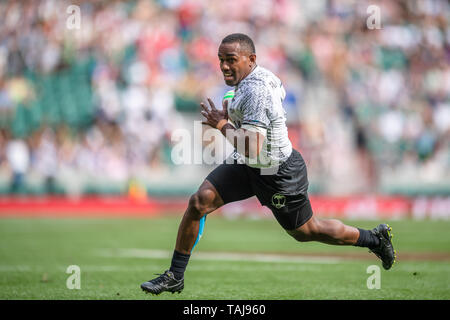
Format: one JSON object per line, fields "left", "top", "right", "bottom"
{"left": 201, "top": 99, "right": 265, "bottom": 158}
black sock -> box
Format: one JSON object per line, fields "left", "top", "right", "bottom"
{"left": 354, "top": 228, "right": 380, "bottom": 249}
{"left": 169, "top": 250, "right": 190, "bottom": 280}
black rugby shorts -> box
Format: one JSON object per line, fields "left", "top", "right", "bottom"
{"left": 205, "top": 149, "right": 313, "bottom": 230}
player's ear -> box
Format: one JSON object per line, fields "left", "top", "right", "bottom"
{"left": 249, "top": 53, "right": 256, "bottom": 65}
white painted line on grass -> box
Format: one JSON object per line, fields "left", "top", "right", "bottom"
{"left": 1, "top": 262, "right": 449, "bottom": 273}
{"left": 98, "top": 248, "right": 342, "bottom": 264}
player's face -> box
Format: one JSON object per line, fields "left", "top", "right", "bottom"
{"left": 218, "top": 42, "right": 256, "bottom": 86}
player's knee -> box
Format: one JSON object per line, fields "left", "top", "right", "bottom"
{"left": 188, "top": 193, "right": 204, "bottom": 218}
{"left": 287, "top": 219, "right": 321, "bottom": 242}
{"left": 290, "top": 232, "right": 310, "bottom": 242}
{"left": 188, "top": 188, "right": 217, "bottom": 217}
{"left": 287, "top": 229, "right": 311, "bottom": 242}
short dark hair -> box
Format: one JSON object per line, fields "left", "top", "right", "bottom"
{"left": 221, "top": 33, "right": 255, "bottom": 54}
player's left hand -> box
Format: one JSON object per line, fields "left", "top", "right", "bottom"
{"left": 201, "top": 98, "right": 228, "bottom": 128}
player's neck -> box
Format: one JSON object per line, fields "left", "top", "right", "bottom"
{"left": 247, "top": 64, "right": 257, "bottom": 76}
{"left": 236, "top": 64, "right": 258, "bottom": 87}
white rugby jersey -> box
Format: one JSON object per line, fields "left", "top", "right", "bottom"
{"left": 226, "top": 66, "right": 292, "bottom": 168}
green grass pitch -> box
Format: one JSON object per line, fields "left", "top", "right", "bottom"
{"left": 0, "top": 216, "right": 449, "bottom": 299}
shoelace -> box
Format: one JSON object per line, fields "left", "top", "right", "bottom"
{"left": 148, "top": 272, "right": 171, "bottom": 285}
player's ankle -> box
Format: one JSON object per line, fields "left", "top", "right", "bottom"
{"left": 170, "top": 250, "right": 190, "bottom": 280}
{"left": 171, "top": 270, "right": 184, "bottom": 280}
{"left": 354, "top": 228, "right": 380, "bottom": 249}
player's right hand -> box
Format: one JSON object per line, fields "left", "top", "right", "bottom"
{"left": 201, "top": 98, "right": 228, "bottom": 128}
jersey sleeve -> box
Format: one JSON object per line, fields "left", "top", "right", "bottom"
{"left": 239, "top": 84, "right": 271, "bottom": 129}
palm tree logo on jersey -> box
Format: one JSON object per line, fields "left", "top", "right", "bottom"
{"left": 271, "top": 193, "right": 286, "bottom": 209}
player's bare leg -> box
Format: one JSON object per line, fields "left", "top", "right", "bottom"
{"left": 175, "top": 179, "right": 224, "bottom": 254}
{"left": 286, "top": 216, "right": 396, "bottom": 269}
{"left": 141, "top": 179, "right": 224, "bottom": 294}
{"left": 286, "top": 217, "right": 360, "bottom": 245}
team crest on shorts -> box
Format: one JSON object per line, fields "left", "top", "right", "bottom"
{"left": 271, "top": 193, "right": 286, "bottom": 209}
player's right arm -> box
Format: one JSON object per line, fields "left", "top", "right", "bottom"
{"left": 219, "top": 121, "right": 265, "bottom": 159}
{"left": 201, "top": 99, "right": 265, "bottom": 159}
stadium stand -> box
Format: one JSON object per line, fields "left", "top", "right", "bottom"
{"left": 0, "top": 0, "right": 449, "bottom": 201}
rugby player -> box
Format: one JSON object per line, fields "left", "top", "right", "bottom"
{"left": 141, "top": 33, "right": 396, "bottom": 295}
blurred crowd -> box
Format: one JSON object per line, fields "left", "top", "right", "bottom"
{"left": 0, "top": 0, "right": 449, "bottom": 196}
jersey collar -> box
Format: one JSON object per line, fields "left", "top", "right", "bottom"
{"left": 235, "top": 65, "right": 259, "bottom": 90}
